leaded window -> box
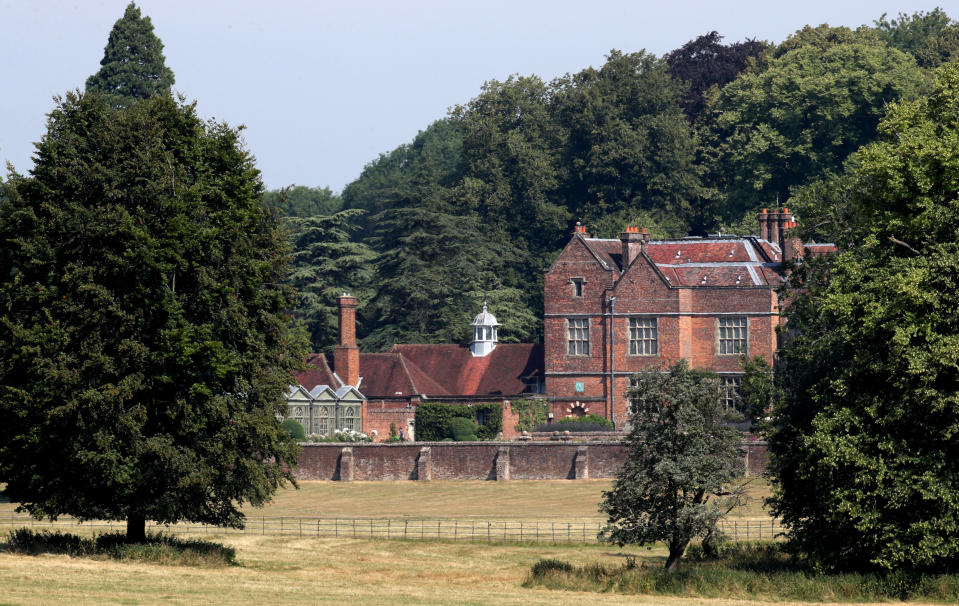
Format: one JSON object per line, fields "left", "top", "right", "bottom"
{"left": 340, "top": 405, "right": 360, "bottom": 431}
{"left": 722, "top": 376, "right": 742, "bottom": 410}
{"left": 628, "top": 317, "right": 658, "bottom": 355}
{"left": 718, "top": 317, "right": 748, "bottom": 354}
{"left": 288, "top": 404, "right": 307, "bottom": 431}
{"left": 567, "top": 318, "right": 589, "bottom": 355}
{"left": 312, "top": 404, "right": 333, "bottom": 435}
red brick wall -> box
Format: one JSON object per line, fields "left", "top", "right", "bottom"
{"left": 363, "top": 405, "right": 414, "bottom": 442}
{"left": 544, "top": 236, "right": 781, "bottom": 425}
{"left": 292, "top": 441, "right": 768, "bottom": 481}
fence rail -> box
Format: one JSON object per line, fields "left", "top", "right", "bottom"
{"left": 0, "top": 514, "right": 784, "bottom": 544}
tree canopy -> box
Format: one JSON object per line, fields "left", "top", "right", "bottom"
{"left": 707, "top": 34, "right": 925, "bottom": 219}
{"left": 600, "top": 361, "right": 744, "bottom": 571}
{"left": 0, "top": 92, "right": 306, "bottom": 541}
{"left": 85, "top": 2, "right": 175, "bottom": 109}
{"left": 769, "top": 62, "right": 959, "bottom": 573}
{"left": 665, "top": 31, "right": 770, "bottom": 123}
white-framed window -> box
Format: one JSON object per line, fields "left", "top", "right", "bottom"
{"left": 340, "top": 405, "right": 361, "bottom": 431}
{"left": 289, "top": 404, "right": 307, "bottom": 430}
{"left": 721, "top": 376, "right": 742, "bottom": 410}
{"left": 567, "top": 318, "right": 590, "bottom": 355}
{"left": 312, "top": 404, "right": 333, "bottom": 435}
{"left": 628, "top": 317, "right": 658, "bottom": 355}
{"left": 718, "top": 317, "right": 748, "bottom": 355}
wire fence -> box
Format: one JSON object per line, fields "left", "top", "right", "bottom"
{"left": 0, "top": 513, "right": 785, "bottom": 544}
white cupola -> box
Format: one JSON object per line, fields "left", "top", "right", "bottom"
{"left": 470, "top": 301, "right": 499, "bottom": 357}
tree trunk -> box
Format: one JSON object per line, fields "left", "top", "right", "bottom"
{"left": 664, "top": 539, "right": 688, "bottom": 572}
{"left": 126, "top": 514, "right": 146, "bottom": 543}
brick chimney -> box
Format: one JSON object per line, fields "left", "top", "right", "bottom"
{"left": 780, "top": 209, "right": 803, "bottom": 261}
{"left": 334, "top": 293, "right": 359, "bottom": 388}
{"left": 573, "top": 221, "right": 589, "bottom": 237}
{"left": 759, "top": 208, "right": 770, "bottom": 241}
{"left": 619, "top": 226, "right": 648, "bottom": 268}
{"left": 768, "top": 209, "right": 781, "bottom": 250}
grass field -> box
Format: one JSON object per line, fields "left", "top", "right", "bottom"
{"left": 0, "top": 533, "right": 877, "bottom": 606}
{"left": 244, "top": 478, "right": 773, "bottom": 521}
{"left": 1, "top": 478, "right": 774, "bottom": 523}
{"left": 0, "top": 480, "right": 930, "bottom": 605}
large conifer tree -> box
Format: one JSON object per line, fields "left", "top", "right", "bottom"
{"left": 0, "top": 92, "right": 306, "bottom": 541}
{"left": 85, "top": 2, "right": 175, "bottom": 108}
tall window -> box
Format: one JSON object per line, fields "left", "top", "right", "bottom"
{"left": 721, "top": 376, "right": 742, "bottom": 410}
{"left": 312, "top": 404, "right": 333, "bottom": 435}
{"left": 476, "top": 408, "right": 491, "bottom": 426}
{"left": 570, "top": 277, "right": 584, "bottom": 297}
{"left": 340, "top": 405, "right": 360, "bottom": 431}
{"left": 567, "top": 318, "right": 590, "bottom": 355}
{"left": 718, "top": 317, "right": 748, "bottom": 354}
{"left": 628, "top": 317, "right": 658, "bottom": 355}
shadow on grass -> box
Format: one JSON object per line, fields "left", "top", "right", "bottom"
{"left": 525, "top": 542, "right": 959, "bottom": 603}
{"left": 2, "top": 529, "right": 237, "bottom": 568}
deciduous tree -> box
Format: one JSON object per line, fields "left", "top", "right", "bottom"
{"left": 708, "top": 35, "right": 924, "bottom": 219}
{"left": 600, "top": 360, "right": 744, "bottom": 571}
{"left": 769, "top": 62, "right": 959, "bottom": 573}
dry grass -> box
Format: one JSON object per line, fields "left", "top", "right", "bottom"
{"left": 234, "top": 478, "right": 773, "bottom": 522}
{"left": 0, "top": 532, "right": 893, "bottom": 606}
{"left": 0, "top": 479, "right": 773, "bottom": 523}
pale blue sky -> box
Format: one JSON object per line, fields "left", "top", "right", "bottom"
{"left": 0, "top": 0, "right": 948, "bottom": 192}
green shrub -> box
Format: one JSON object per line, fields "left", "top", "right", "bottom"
{"left": 524, "top": 542, "right": 959, "bottom": 602}
{"left": 557, "top": 414, "right": 612, "bottom": 428}
{"left": 281, "top": 419, "right": 306, "bottom": 440}
{"left": 415, "top": 402, "right": 502, "bottom": 441}
{"left": 532, "top": 421, "right": 615, "bottom": 433}
{"left": 6, "top": 529, "right": 236, "bottom": 567}
{"left": 531, "top": 559, "right": 574, "bottom": 576}
{"left": 449, "top": 417, "right": 478, "bottom": 441}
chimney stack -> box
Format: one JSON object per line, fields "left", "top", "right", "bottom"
{"left": 768, "top": 209, "right": 781, "bottom": 250}
{"left": 759, "top": 208, "right": 769, "bottom": 241}
{"left": 619, "top": 226, "right": 647, "bottom": 268}
{"left": 334, "top": 293, "right": 360, "bottom": 388}
{"left": 780, "top": 209, "right": 803, "bottom": 262}
{"left": 573, "top": 221, "right": 589, "bottom": 237}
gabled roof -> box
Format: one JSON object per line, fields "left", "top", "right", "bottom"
{"left": 295, "top": 343, "right": 544, "bottom": 400}
{"left": 581, "top": 235, "right": 787, "bottom": 288}
{"left": 388, "top": 343, "right": 543, "bottom": 397}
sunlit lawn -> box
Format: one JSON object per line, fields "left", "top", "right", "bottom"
{"left": 0, "top": 478, "right": 774, "bottom": 523}
{"left": 0, "top": 532, "right": 883, "bottom": 606}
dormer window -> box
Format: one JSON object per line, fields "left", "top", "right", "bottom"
{"left": 571, "top": 277, "right": 584, "bottom": 297}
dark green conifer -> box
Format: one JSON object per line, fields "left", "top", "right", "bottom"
{"left": 85, "top": 2, "right": 175, "bottom": 108}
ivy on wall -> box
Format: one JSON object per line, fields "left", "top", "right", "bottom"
{"left": 512, "top": 400, "right": 550, "bottom": 432}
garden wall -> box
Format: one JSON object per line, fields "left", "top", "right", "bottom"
{"left": 294, "top": 440, "right": 768, "bottom": 481}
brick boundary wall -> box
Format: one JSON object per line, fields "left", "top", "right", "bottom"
{"left": 293, "top": 440, "right": 768, "bottom": 481}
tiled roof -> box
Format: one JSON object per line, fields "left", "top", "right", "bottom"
{"left": 388, "top": 343, "right": 543, "bottom": 397}
{"left": 583, "top": 236, "right": 787, "bottom": 287}
{"left": 293, "top": 343, "right": 543, "bottom": 400}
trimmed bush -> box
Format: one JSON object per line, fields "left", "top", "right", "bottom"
{"left": 532, "top": 421, "right": 616, "bottom": 433}
{"left": 415, "top": 402, "right": 502, "bottom": 441}
{"left": 281, "top": 419, "right": 306, "bottom": 440}
{"left": 449, "top": 417, "right": 478, "bottom": 441}
{"left": 557, "top": 414, "right": 612, "bottom": 428}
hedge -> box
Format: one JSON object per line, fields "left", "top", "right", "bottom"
{"left": 414, "top": 402, "right": 502, "bottom": 441}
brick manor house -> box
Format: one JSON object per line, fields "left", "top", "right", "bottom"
{"left": 286, "top": 209, "right": 835, "bottom": 439}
